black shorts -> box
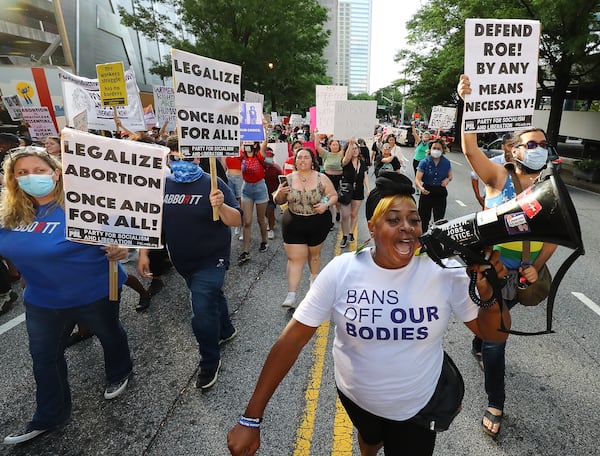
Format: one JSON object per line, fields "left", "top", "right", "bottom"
{"left": 337, "top": 388, "right": 436, "bottom": 456}
{"left": 325, "top": 173, "right": 342, "bottom": 191}
{"left": 281, "top": 210, "right": 332, "bottom": 246}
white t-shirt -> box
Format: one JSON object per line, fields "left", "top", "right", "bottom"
{"left": 293, "top": 248, "right": 478, "bottom": 421}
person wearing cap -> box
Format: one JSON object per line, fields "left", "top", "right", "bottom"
{"left": 262, "top": 147, "right": 282, "bottom": 240}
{"left": 228, "top": 171, "right": 511, "bottom": 456}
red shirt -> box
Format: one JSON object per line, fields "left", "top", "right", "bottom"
{"left": 241, "top": 153, "right": 266, "bottom": 183}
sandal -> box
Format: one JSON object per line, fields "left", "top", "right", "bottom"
{"left": 482, "top": 409, "right": 503, "bottom": 440}
{"left": 471, "top": 347, "right": 484, "bottom": 371}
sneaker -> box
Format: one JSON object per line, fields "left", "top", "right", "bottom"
{"left": 259, "top": 242, "right": 268, "bottom": 253}
{"left": 0, "top": 290, "right": 18, "bottom": 315}
{"left": 104, "top": 373, "right": 131, "bottom": 400}
{"left": 196, "top": 360, "right": 221, "bottom": 390}
{"left": 340, "top": 236, "right": 348, "bottom": 248}
{"left": 234, "top": 226, "right": 240, "bottom": 235}
{"left": 281, "top": 292, "right": 297, "bottom": 308}
{"left": 336, "top": 212, "right": 341, "bottom": 222}
{"left": 238, "top": 251, "right": 250, "bottom": 265}
{"left": 238, "top": 231, "right": 244, "bottom": 241}
{"left": 3, "top": 427, "right": 49, "bottom": 445}
{"left": 219, "top": 328, "right": 238, "bottom": 345}
{"left": 348, "top": 233, "right": 355, "bottom": 243}
{"left": 135, "top": 292, "right": 151, "bottom": 312}
{"left": 267, "top": 229, "right": 275, "bottom": 240}
{"left": 147, "top": 278, "right": 164, "bottom": 296}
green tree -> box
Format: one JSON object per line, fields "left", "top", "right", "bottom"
{"left": 118, "top": 0, "right": 332, "bottom": 113}
{"left": 397, "top": 0, "right": 600, "bottom": 144}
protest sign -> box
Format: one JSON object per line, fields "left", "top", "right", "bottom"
{"left": 21, "top": 107, "right": 58, "bottom": 138}
{"left": 2, "top": 95, "right": 23, "bottom": 121}
{"left": 333, "top": 100, "right": 377, "bottom": 139}
{"left": 463, "top": 18, "right": 540, "bottom": 133}
{"left": 61, "top": 128, "right": 166, "bottom": 248}
{"left": 171, "top": 49, "right": 241, "bottom": 157}
{"left": 153, "top": 85, "right": 176, "bottom": 132}
{"left": 244, "top": 90, "right": 264, "bottom": 104}
{"left": 96, "top": 62, "right": 127, "bottom": 107}
{"left": 429, "top": 106, "right": 457, "bottom": 130}
{"left": 59, "top": 67, "right": 145, "bottom": 132}
{"left": 309, "top": 106, "right": 316, "bottom": 132}
{"left": 267, "top": 142, "right": 289, "bottom": 168}
{"left": 144, "top": 105, "right": 157, "bottom": 129}
{"left": 73, "top": 110, "right": 88, "bottom": 132}
{"left": 240, "top": 102, "right": 264, "bottom": 141}
{"left": 316, "top": 85, "right": 348, "bottom": 134}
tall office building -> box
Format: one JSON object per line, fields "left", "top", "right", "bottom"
{"left": 319, "top": 0, "right": 338, "bottom": 83}
{"left": 336, "top": 0, "right": 371, "bottom": 94}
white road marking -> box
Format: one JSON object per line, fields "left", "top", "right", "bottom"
{"left": 0, "top": 313, "right": 25, "bottom": 336}
{"left": 572, "top": 292, "right": 600, "bottom": 317}
{"left": 448, "top": 159, "right": 464, "bottom": 167}
{"left": 455, "top": 200, "right": 467, "bottom": 207}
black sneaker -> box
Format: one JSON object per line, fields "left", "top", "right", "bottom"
{"left": 348, "top": 233, "right": 355, "bottom": 243}
{"left": 135, "top": 292, "right": 151, "bottom": 312}
{"left": 336, "top": 212, "right": 341, "bottom": 222}
{"left": 340, "top": 236, "right": 348, "bottom": 248}
{"left": 238, "top": 251, "right": 250, "bottom": 265}
{"left": 147, "top": 278, "right": 164, "bottom": 296}
{"left": 219, "top": 328, "right": 238, "bottom": 345}
{"left": 259, "top": 242, "right": 268, "bottom": 253}
{"left": 104, "top": 372, "right": 131, "bottom": 400}
{"left": 196, "top": 360, "right": 221, "bottom": 390}
{"left": 3, "top": 426, "right": 49, "bottom": 445}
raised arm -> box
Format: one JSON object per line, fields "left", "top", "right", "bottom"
{"left": 411, "top": 121, "right": 421, "bottom": 143}
{"left": 457, "top": 75, "right": 507, "bottom": 188}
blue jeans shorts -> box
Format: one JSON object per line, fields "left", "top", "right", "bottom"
{"left": 241, "top": 179, "right": 269, "bottom": 204}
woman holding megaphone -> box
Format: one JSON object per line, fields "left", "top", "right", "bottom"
{"left": 458, "top": 74, "right": 557, "bottom": 440}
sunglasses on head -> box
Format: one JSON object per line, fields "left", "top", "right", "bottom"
{"left": 516, "top": 140, "right": 549, "bottom": 150}
{"left": 8, "top": 146, "right": 52, "bottom": 162}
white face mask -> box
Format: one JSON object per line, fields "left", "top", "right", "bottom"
{"left": 430, "top": 149, "right": 442, "bottom": 159}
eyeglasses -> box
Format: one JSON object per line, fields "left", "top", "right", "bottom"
{"left": 516, "top": 140, "right": 549, "bottom": 150}
{"left": 7, "top": 146, "right": 52, "bottom": 162}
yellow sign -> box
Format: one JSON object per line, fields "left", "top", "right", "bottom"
{"left": 16, "top": 82, "right": 35, "bottom": 104}
{"left": 96, "top": 62, "right": 128, "bottom": 107}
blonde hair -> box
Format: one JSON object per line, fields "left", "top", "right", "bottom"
{"left": 369, "top": 194, "right": 416, "bottom": 223}
{"left": 0, "top": 147, "right": 64, "bottom": 229}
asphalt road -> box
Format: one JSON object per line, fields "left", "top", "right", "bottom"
{"left": 0, "top": 148, "right": 598, "bottom": 455}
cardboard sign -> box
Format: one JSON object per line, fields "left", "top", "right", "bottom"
{"left": 21, "top": 107, "right": 58, "bottom": 138}
{"left": 153, "top": 85, "right": 176, "bottom": 132}
{"left": 171, "top": 49, "right": 241, "bottom": 157}
{"left": 316, "top": 85, "right": 347, "bottom": 135}
{"left": 96, "top": 62, "right": 128, "bottom": 107}
{"left": 2, "top": 95, "right": 23, "bottom": 121}
{"left": 463, "top": 19, "right": 540, "bottom": 133}
{"left": 62, "top": 128, "right": 166, "bottom": 247}
{"left": 333, "top": 100, "right": 377, "bottom": 139}
{"left": 429, "top": 106, "right": 457, "bottom": 130}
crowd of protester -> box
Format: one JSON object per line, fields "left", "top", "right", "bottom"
{"left": 0, "top": 107, "right": 558, "bottom": 454}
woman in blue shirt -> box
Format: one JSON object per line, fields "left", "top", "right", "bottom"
{"left": 414, "top": 139, "right": 453, "bottom": 232}
{"left": 0, "top": 147, "right": 132, "bottom": 445}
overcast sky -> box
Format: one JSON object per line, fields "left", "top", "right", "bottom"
{"left": 369, "top": 0, "right": 423, "bottom": 93}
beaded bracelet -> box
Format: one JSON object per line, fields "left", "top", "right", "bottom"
{"left": 238, "top": 415, "right": 262, "bottom": 429}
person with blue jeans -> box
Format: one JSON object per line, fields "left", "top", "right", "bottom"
{"left": 0, "top": 147, "right": 132, "bottom": 445}
{"left": 459, "top": 74, "right": 557, "bottom": 440}
{"left": 138, "top": 150, "right": 241, "bottom": 390}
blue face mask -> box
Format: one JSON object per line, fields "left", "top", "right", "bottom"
{"left": 518, "top": 146, "right": 548, "bottom": 171}
{"left": 170, "top": 160, "right": 204, "bottom": 183}
{"left": 264, "top": 157, "right": 274, "bottom": 165}
{"left": 17, "top": 174, "right": 56, "bottom": 197}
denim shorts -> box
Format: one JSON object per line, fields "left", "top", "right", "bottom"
{"left": 241, "top": 179, "right": 269, "bottom": 204}
{"left": 227, "top": 173, "right": 243, "bottom": 199}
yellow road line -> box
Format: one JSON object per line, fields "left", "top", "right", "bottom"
{"left": 292, "top": 321, "right": 330, "bottom": 455}
{"left": 291, "top": 225, "right": 357, "bottom": 455}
